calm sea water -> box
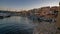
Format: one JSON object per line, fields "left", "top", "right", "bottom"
{"left": 0, "top": 16, "right": 35, "bottom": 34}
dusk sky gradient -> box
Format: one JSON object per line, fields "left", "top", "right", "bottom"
{"left": 0, "top": 0, "right": 60, "bottom": 11}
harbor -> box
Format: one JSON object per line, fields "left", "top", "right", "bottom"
{"left": 0, "top": 0, "right": 60, "bottom": 34}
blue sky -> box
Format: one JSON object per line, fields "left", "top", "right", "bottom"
{"left": 0, "top": 0, "right": 60, "bottom": 11}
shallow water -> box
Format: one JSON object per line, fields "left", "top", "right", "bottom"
{"left": 0, "top": 16, "right": 35, "bottom": 34}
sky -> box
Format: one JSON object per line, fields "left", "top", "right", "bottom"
{"left": 0, "top": 0, "right": 60, "bottom": 11}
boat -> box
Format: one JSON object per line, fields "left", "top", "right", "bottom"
{"left": 0, "top": 13, "right": 11, "bottom": 19}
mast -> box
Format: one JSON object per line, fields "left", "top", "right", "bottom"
{"left": 58, "top": 2, "right": 60, "bottom": 12}
{"left": 59, "top": 2, "right": 60, "bottom": 7}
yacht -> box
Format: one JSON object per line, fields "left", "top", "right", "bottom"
{"left": 0, "top": 13, "right": 11, "bottom": 19}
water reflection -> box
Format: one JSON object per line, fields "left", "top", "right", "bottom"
{"left": 0, "top": 16, "right": 34, "bottom": 34}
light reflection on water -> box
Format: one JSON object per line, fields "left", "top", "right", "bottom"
{"left": 0, "top": 16, "right": 35, "bottom": 34}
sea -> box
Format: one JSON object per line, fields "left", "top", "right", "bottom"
{"left": 0, "top": 16, "right": 35, "bottom": 34}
